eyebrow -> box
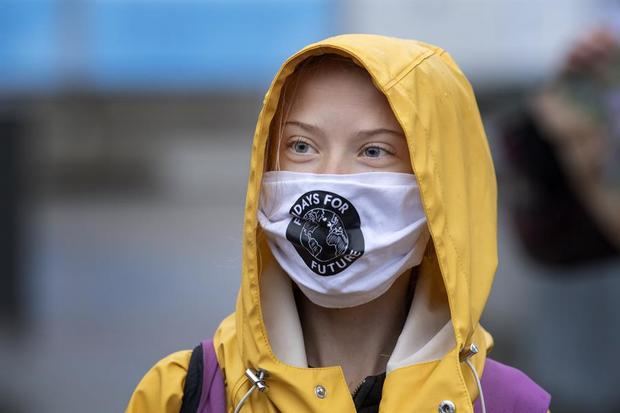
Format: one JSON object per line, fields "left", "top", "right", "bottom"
{"left": 284, "top": 121, "right": 323, "bottom": 135}
{"left": 284, "top": 120, "right": 404, "bottom": 138}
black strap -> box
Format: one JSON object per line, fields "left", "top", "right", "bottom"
{"left": 180, "top": 344, "right": 203, "bottom": 413}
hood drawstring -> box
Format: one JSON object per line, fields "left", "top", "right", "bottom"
{"left": 460, "top": 344, "right": 487, "bottom": 413}
{"left": 233, "top": 347, "right": 485, "bottom": 413}
{"left": 233, "top": 368, "right": 269, "bottom": 413}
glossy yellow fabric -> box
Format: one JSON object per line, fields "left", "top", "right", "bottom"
{"left": 126, "top": 350, "right": 191, "bottom": 412}
{"left": 127, "top": 34, "right": 499, "bottom": 413}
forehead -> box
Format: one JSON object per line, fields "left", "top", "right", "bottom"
{"left": 288, "top": 60, "right": 380, "bottom": 104}
{"left": 280, "top": 58, "right": 399, "bottom": 127}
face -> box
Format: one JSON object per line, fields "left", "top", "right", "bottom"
{"left": 270, "top": 59, "right": 413, "bottom": 174}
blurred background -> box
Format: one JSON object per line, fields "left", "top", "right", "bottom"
{"left": 1, "top": 0, "right": 620, "bottom": 411}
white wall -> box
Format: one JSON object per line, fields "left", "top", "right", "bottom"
{"left": 344, "top": 0, "right": 608, "bottom": 87}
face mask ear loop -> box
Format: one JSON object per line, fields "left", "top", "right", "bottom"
{"left": 460, "top": 344, "right": 486, "bottom": 413}
{"left": 233, "top": 368, "right": 269, "bottom": 413}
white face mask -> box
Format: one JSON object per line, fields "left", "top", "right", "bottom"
{"left": 258, "top": 171, "right": 430, "bottom": 308}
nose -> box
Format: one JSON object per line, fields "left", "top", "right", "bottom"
{"left": 317, "top": 153, "right": 354, "bottom": 174}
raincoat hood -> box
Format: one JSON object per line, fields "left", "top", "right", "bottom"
{"left": 213, "top": 34, "right": 498, "bottom": 412}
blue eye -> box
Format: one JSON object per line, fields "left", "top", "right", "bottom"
{"left": 363, "top": 146, "right": 385, "bottom": 158}
{"left": 293, "top": 141, "right": 310, "bottom": 153}
{"left": 289, "top": 138, "right": 316, "bottom": 154}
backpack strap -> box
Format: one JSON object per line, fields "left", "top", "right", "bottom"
{"left": 474, "top": 358, "right": 551, "bottom": 413}
{"left": 180, "top": 340, "right": 226, "bottom": 413}
{"left": 180, "top": 344, "right": 203, "bottom": 413}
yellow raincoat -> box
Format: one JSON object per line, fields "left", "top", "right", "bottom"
{"left": 127, "top": 34, "right": 544, "bottom": 412}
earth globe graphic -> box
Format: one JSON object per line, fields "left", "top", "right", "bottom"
{"left": 300, "top": 208, "right": 349, "bottom": 262}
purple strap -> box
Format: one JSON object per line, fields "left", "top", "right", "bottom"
{"left": 197, "top": 340, "right": 226, "bottom": 413}
{"left": 474, "top": 358, "right": 551, "bottom": 413}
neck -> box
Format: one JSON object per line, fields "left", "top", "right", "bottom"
{"left": 296, "top": 270, "right": 415, "bottom": 393}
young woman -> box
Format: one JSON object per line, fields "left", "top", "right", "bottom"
{"left": 127, "top": 34, "right": 551, "bottom": 413}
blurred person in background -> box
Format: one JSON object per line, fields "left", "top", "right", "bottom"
{"left": 502, "top": 27, "right": 620, "bottom": 265}
{"left": 127, "top": 34, "right": 551, "bottom": 413}
{"left": 499, "top": 24, "right": 620, "bottom": 411}
{"left": 533, "top": 27, "right": 620, "bottom": 252}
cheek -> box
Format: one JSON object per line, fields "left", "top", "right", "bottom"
{"left": 278, "top": 156, "right": 319, "bottom": 173}
{"left": 266, "top": 140, "right": 304, "bottom": 172}
{"left": 395, "top": 143, "right": 414, "bottom": 174}
{"left": 398, "top": 156, "right": 414, "bottom": 174}
{"left": 265, "top": 139, "right": 280, "bottom": 171}
{"left": 395, "top": 160, "right": 414, "bottom": 174}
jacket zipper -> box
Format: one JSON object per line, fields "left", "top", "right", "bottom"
{"left": 351, "top": 378, "right": 366, "bottom": 398}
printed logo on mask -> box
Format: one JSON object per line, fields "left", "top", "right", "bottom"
{"left": 286, "top": 191, "right": 365, "bottom": 276}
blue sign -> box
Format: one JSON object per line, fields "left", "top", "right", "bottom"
{"left": 0, "top": 0, "right": 336, "bottom": 92}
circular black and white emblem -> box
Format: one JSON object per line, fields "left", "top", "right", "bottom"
{"left": 286, "top": 190, "right": 365, "bottom": 276}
